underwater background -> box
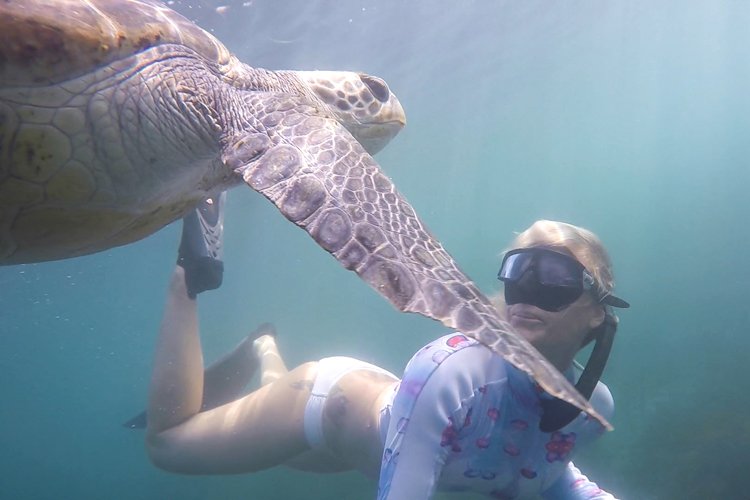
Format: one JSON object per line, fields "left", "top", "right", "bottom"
{"left": 1, "top": 0, "right": 748, "bottom": 498}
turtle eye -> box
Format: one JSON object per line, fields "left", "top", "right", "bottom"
{"left": 359, "top": 74, "right": 390, "bottom": 103}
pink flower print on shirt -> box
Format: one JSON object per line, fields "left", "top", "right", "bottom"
{"left": 511, "top": 419, "right": 528, "bottom": 431}
{"left": 440, "top": 425, "right": 456, "bottom": 446}
{"left": 476, "top": 437, "right": 490, "bottom": 449}
{"left": 503, "top": 443, "right": 520, "bottom": 456}
{"left": 445, "top": 334, "right": 472, "bottom": 348}
{"left": 520, "top": 467, "right": 537, "bottom": 479}
{"left": 487, "top": 407, "right": 500, "bottom": 420}
{"left": 440, "top": 418, "right": 461, "bottom": 452}
{"left": 545, "top": 431, "right": 577, "bottom": 462}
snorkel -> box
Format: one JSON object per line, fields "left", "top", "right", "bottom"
{"left": 539, "top": 310, "right": 621, "bottom": 432}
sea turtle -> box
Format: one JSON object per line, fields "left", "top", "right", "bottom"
{"left": 0, "top": 0, "right": 610, "bottom": 429}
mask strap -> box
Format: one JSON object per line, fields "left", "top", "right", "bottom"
{"left": 539, "top": 313, "right": 617, "bottom": 432}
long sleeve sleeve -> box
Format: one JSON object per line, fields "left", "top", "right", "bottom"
{"left": 376, "top": 372, "right": 448, "bottom": 500}
{"left": 541, "top": 462, "right": 618, "bottom": 500}
{"left": 377, "top": 336, "right": 503, "bottom": 500}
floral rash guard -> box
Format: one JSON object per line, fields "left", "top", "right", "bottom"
{"left": 377, "top": 333, "right": 617, "bottom": 500}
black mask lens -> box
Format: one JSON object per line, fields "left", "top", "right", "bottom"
{"left": 504, "top": 281, "right": 583, "bottom": 312}
{"left": 534, "top": 284, "right": 583, "bottom": 311}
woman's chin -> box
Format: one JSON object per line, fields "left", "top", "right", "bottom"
{"left": 510, "top": 323, "right": 545, "bottom": 345}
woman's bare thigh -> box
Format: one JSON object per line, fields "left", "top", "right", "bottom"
{"left": 148, "top": 361, "right": 351, "bottom": 474}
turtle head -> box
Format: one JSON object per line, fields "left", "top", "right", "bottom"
{"left": 296, "top": 71, "right": 406, "bottom": 155}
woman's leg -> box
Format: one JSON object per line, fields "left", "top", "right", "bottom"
{"left": 146, "top": 194, "right": 229, "bottom": 431}
{"left": 253, "top": 330, "right": 289, "bottom": 386}
{"left": 201, "top": 323, "right": 277, "bottom": 410}
{"left": 147, "top": 265, "right": 205, "bottom": 434}
{"left": 146, "top": 266, "right": 324, "bottom": 474}
{"left": 123, "top": 323, "right": 273, "bottom": 429}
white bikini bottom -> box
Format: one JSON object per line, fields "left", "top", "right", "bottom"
{"left": 303, "top": 356, "right": 397, "bottom": 450}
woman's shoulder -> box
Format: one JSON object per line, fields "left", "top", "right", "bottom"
{"left": 401, "top": 333, "right": 507, "bottom": 388}
{"left": 391, "top": 333, "right": 510, "bottom": 425}
{"left": 405, "top": 333, "right": 485, "bottom": 368}
{"left": 590, "top": 379, "right": 615, "bottom": 419}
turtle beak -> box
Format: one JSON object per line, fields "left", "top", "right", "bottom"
{"left": 356, "top": 94, "right": 406, "bottom": 155}
{"left": 355, "top": 120, "right": 404, "bottom": 155}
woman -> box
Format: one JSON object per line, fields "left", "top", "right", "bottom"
{"left": 144, "top": 215, "right": 628, "bottom": 499}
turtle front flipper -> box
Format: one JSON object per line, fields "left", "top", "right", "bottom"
{"left": 223, "top": 121, "right": 612, "bottom": 431}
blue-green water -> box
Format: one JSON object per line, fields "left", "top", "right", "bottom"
{"left": 1, "top": 1, "right": 748, "bottom": 498}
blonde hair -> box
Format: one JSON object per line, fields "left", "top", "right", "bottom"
{"left": 506, "top": 220, "right": 616, "bottom": 301}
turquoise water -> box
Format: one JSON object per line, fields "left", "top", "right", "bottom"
{"left": 1, "top": 1, "right": 748, "bottom": 498}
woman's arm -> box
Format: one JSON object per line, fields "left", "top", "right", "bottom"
{"left": 378, "top": 373, "right": 449, "bottom": 499}
{"left": 541, "top": 462, "right": 618, "bottom": 500}
{"left": 541, "top": 373, "right": 616, "bottom": 499}
{"left": 378, "top": 335, "right": 500, "bottom": 499}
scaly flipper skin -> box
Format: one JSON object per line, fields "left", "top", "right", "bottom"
{"left": 224, "top": 101, "right": 612, "bottom": 431}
